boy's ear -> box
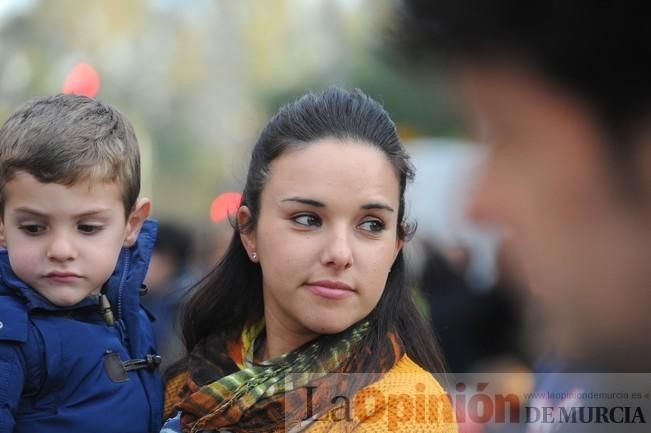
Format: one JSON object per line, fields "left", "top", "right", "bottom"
{"left": 237, "top": 205, "right": 257, "bottom": 258}
{"left": 123, "top": 198, "right": 151, "bottom": 247}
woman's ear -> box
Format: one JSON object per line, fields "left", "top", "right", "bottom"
{"left": 237, "top": 205, "right": 257, "bottom": 259}
{"left": 123, "top": 198, "right": 152, "bottom": 247}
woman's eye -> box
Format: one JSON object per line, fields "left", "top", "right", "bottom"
{"left": 78, "top": 224, "right": 101, "bottom": 234}
{"left": 293, "top": 214, "right": 321, "bottom": 227}
{"left": 20, "top": 224, "right": 46, "bottom": 235}
{"left": 359, "top": 219, "right": 385, "bottom": 233}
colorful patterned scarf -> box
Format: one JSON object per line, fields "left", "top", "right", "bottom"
{"left": 165, "top": 320, "right": 402, "bottom": 433}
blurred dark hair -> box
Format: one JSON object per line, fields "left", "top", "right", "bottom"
{"left": 176, "top": 87, "right": 445, "bottom": 374}
{"left": 153, "top": 221, "right": 193, "bottom": 271}
{"left": 419, "top": 241, "right": 525, "bottom": 372}
{"left": 399, "top": 1, "right": 651, "bottom": 157}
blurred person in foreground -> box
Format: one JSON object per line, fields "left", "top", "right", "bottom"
{"left": 400, "top": 0, "right": 651, "bottom": 374}
{"left": 399, "top": 3, "right": 651, "bottom": 432}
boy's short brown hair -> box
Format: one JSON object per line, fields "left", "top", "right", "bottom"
{"left": 0, "top": 94, "right": 141, "bottom": 217}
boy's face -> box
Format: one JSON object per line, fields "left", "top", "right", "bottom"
{"left": 0, "top": 171, "right": 150, "bottom": 307}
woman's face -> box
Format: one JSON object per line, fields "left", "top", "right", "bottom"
{"left": 239, "top": 138, "right": 404, "bottom": 352}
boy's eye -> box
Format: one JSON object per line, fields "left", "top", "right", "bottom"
{"left": 359, "top": 219, "right": 385, "bottom": 233}
{"left": 20, "top": 224, "right": 46, "bottom": 235}
{"left": 78, "top": 224, "right": 102, "bottom": 234}
{"left": 293, "top": 214, "right": 321, "bottom": 227}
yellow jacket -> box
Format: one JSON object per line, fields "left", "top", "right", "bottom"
{"left": 303, "top": 355, "right": 457, "bottom": 433}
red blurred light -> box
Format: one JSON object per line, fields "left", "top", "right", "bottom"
{"left": 210, "top": 192, "right": 242, "bottom": 223}
{"left": 62, "top": 63, "right": 101, "bottom": 98}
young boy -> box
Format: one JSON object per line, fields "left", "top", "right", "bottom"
{"left": 0, "top": 94, "right": 163, "bottom": 432}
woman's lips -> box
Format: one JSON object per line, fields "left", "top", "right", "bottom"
{"left": 306, "top": 280, "right": 354, "bottom": 300}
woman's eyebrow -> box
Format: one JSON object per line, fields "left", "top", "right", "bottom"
{"left": 282, "top": 197, "right": 394, "bottom": 213}
{"left": 361, "top": 202, "right": 394, "bottom": 212}
{"left": 281, "top": 197, "right": 325, "bottom": 207}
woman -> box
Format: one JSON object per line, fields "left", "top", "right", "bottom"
{"left": 163, "top": 87, "right": 456, "bottom": 432}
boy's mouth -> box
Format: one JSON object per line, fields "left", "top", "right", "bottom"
{"left": 45, "top": 271, "right": 82, "bottom": 283}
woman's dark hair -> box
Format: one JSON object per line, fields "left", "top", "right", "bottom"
{"left": 177, "top": 87, "right": 445, "bottom": 374}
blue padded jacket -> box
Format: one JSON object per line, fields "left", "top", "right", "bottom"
{"left": 0, "top": 220, "right": 163, "bottom": 433}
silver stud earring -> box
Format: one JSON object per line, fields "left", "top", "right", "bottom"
{"left": 251, "top": 252, "right": 257, "bottom": 261}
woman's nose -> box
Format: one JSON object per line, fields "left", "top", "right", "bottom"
{"left": 320, "top": 226, "right": 354, "bottom": 269}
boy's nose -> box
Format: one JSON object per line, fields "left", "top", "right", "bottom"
{"left": 47, "top": 232, "right": 77, "bottom": 261}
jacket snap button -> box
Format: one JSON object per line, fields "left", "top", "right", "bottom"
{"left": 0, "top": 321, "right": 4, "bottom": 329}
